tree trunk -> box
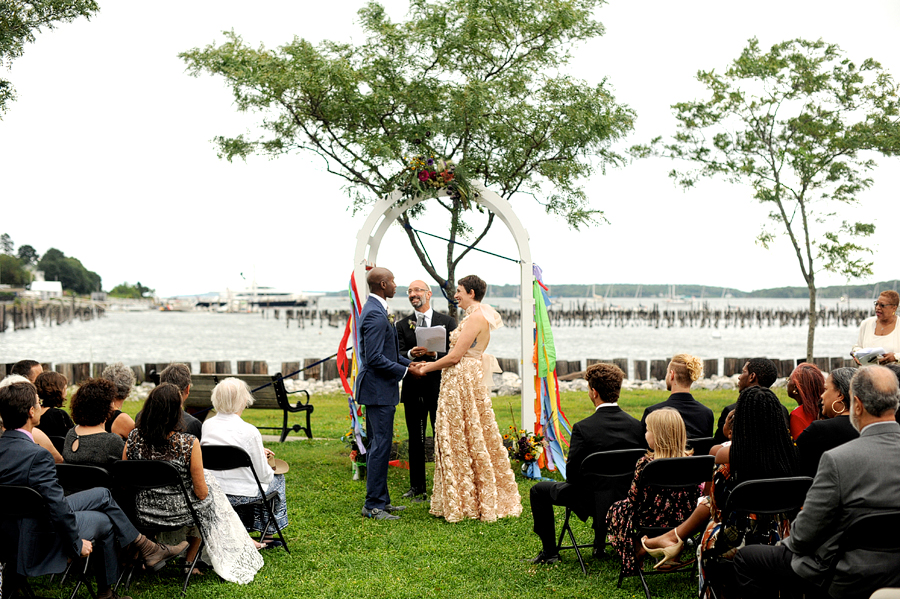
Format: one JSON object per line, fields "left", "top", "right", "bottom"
{"left": 806, "top": 277, "right": 817, "bottom": 363}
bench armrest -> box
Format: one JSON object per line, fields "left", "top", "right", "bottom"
{"left": 284, "top": 389, "right": 312, "bottom": 411}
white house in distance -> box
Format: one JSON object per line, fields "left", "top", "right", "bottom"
{"left": 30, "top": 280, "right": 63, "bottom": 299}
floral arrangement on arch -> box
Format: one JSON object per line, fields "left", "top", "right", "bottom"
{"left": 396, "top": 154, "right": 477, "bottom": 208}
{"left": 503, "top": 426, "right": 544, "bottom": 465}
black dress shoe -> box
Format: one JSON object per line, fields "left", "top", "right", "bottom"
{"left": 361, "top": 507, "right": 400, "bottom": 520}
{"left": 523, "top": 551, "right": 560, "bottom": 564}
{"left": 384, "top": 504, "right": 406, "bottom": 513}
{"left": 592, "top": 547, "right": 608, "bottom": 560}
{"left": 401, "top": 488, "right": 425, "bottom": 499}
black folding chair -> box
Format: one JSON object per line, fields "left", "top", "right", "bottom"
{"left": 49, "top": 436, "right": 66, "bottom": 454}
{"left": 700, "top": 476, "right": 813, "bottom": 599}
{"left": 56, "top": 464, "right": 114, "bottom": 495}
{"left": 616, "top": 454, "right": 716, "bottom": 599}
{"left": 201, "top": 445, "right": 290, "bottom": 554}
{"left": 687, "top": 437, "right": 716, "bottom": 457}
{"left": 827, "top": 511, "right": 900, "bottom": 598}
{"left": 555, "top": 448, "right": 646, "bottom": 574}
{"left": 0, "top": 484, "right": 95, "bottom": 599}
{"left": 110, "top": 460, "right": 207, "bottom": 595}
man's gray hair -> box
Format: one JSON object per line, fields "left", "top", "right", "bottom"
{"left": 850, "top": 365, "right": 900, "bottom": 417}
{"left": 159, "top": 363, "right": 192, "bottom": 393}
{"left": 210, "top": 377, "right": 254, "bottom": 415}
{"left": 101, "top": 362, "right": 135, "bottom": 400}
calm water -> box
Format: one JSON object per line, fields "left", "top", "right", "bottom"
{"left": 0, "top": 297, "right": 875, "bottom": 378}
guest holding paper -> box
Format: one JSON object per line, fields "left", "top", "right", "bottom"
{"left": 395, "top": 280, "right": 456, "bottom": 502}
{"left": 856, "top": 290, "right": 900, "bottom": 364}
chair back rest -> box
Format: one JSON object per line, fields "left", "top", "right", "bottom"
{"left": 687, "top": 437, "right": 716, "bottom": 457}
{"left": 639, "top": 455, "right": 716, "bottom": 489}
{"left": 55, "top": 464, "right": 113, "bottom": 494}
{"left": 110, "top": 459, "right": 184, "bottom": 491}
{"left": 0, "top": 485, "right": 46, "bottom": 519}
{"left": 49, "top": 436, "right": 66, "bottom": 453}
{"left": 837, "top": 511, "right": 900, "bottom": 553}
{"left": 201, "top": 445, "right": 253, "bottom": 471}
{"left": 110, "top": 459, "right": 206, "bottom": 537}
{"left": 723, "top": 476, "right": 813, "bottom": 516}
{"left": 580, "top": 448, "right": 647, "bottom": 485}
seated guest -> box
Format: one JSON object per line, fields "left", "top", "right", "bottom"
{"left": 34, "top": 371, "right": 74, "bottom": 439}
{"left": 643, "top": 387, "right": 800, "bottom": 595}
{"left": 0, "top": 374, "right": 63, "bottom": 463}
{"left": 735, "top": 366, "right": 900, "bottom": 599}
{"left": 124, "top": 383, "right": 263, "bottom": 583}
{"left": 796, "top": 367, "right": 858, "bottom": 477}
{"left": 0, "top": 379, "right": 186, "bottom": 599}
{"left": 641, "top": 354, "right": 714, "bottom": 438}
{"left": 11, "top": 359, "right": 43, "bottom": 382}
{"left": 787, "top": 362, "right": 825, "bottom": 440}
{"left": 526, "top": 363, "right": 645, "bottom": 564}
{"left": 63, "top": 378, "right": 126, "bottom": 467}
{"left": 607, "top": 409, "right": 698, "bottom": 576}
{"left": 101, "top": 363, "right": 136, "bottom": 440}
{"left": 714, "top": 358, "right": 789, "bottom": 443}
{"left": 201, "top": 378, "right": 289, "bottom": 548}
{"left": 158, "top": 363, "right": 203, "bottom": 439}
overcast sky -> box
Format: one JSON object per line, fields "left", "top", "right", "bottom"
{"left": 1, "top": 0, "right": 898, "bottom": 297}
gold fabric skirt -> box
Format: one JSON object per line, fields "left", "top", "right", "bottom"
{"left": 429, "top": 356, "right": 522, "bottom": 522}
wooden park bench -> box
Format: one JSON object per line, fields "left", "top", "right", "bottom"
{"left": 152, "top": 371, "right": 314, "bottom": 442}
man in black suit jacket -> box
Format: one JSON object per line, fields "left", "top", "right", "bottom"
{"left": 641, "top": 354, "right": 714, "bottom": 439}
{"left": 395, "top": 279, "right": 457, "bottom": 501}
{"left": 0, "top": 380, "right": 186, "bottom": 599}
{"left": 527, "top": 363, "right": 646, "bottom": 564}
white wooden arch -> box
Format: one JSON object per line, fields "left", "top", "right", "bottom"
{"left": 354, "top": 186, "right": 537, "bottom": 431}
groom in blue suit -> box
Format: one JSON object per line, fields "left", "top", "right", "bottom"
{"left": 357, "top": 267, "right": 418, "bottom": 519}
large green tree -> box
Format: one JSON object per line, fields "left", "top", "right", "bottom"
{"left": 37, "top": 248, "right": 101, "bottom": 294}
{"left": 634, "top": 38, "right": 900, "bottom": 362}
{"left": 0, "top": 0, "right": 100, "bottom": 116}
{"left": 180, "top": 0, "right": 634, "bottom": 302}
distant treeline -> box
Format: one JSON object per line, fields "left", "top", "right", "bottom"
{"left": 322, "top": 280, "right": 900, "bottom": 299}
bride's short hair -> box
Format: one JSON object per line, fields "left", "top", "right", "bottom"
{"left": 458, "top": 275, "right": 487, "bottom": 302}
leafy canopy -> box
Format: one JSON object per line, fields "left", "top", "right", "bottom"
{"left": 180, "top": 0, "right": 634, "bottom": 294}
{"left": 0, "top": 0, "right": 100, "bottom": 116}
{"left": 634, "top": 37, "right": 900, "bottom": 359}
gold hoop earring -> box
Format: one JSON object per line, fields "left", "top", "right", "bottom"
{"left": 833, "top": 400, "right": 846, "bottom": 415}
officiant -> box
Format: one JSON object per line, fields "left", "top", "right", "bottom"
{"left": 856, "top": 290, "right": 900, "bottom": 364}
{"left": 396, "top": 280, "right": 457, "bottom": 502}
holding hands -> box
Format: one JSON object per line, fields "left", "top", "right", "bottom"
{"left": 408, "top": 362, "right": 430, "bottom": 377}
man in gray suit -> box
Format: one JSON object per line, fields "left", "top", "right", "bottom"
{"left": 734, "top": 365, "right": 900, "bottom": 599}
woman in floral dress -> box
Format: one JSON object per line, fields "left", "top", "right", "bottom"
{"left": 416, "top": 275, "right": 522, "bottom": 523}
{"left": 606, "top": 408, "right": 698, "bottom": 575}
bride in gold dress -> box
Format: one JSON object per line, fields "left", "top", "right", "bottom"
{"left": 415, "top": 275, "right": 522, "bottom": 522}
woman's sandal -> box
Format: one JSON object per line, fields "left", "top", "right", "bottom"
{"left": 641, "top": 531, "right": 684, "bottom": 570}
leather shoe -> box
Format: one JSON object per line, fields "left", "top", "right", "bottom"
{"left": 384, "top": 504, "right": 406, "bottom": 513}
{"left": 523, "top": 551, "right": 560, "bottom": 564}
{"left": 401, "top": 488, "right": 424, "bottom": 498}
{"left": 592, "top": 547, "right": 608, "bottom": 560}
{"left": 361, "top": 507, "right": 400, "bottom": 520}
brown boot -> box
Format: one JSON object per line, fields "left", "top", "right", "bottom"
{"left": 132, "top": 534, "right": 189, "bottom": 572}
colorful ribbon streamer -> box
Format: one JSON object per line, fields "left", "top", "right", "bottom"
{"left": 338, "top": 270, "right": 366, "bottom": 454}
{"left": 532, "top": 264, "right": 572, "bottom": 479}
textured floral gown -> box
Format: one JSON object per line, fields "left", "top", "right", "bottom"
{"left": 429, "top": 303, "right": 523, "bottom": 522}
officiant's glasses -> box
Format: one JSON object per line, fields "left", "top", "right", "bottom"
{"left": 408, "top": 287, "right": 429, "bottom": 295}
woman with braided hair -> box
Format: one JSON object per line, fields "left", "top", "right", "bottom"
{"left": 796, "top": 367, "right": 859, "bottom": 477}
{"left": 787, "top": 363, "right": 825, "bottom": 440}
{"left": 641, "top": 387, "right": 799, "bottom": 596}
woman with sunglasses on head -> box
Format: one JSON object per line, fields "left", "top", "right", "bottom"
{"left": 856, "top": 291, "right": 900, "bottom": 364}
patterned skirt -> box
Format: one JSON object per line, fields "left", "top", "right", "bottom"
{"left": 226, "top": 473, "right": 289, "bottom": 535}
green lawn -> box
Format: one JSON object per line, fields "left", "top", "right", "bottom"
{"left": 33, "top": 388, "right": 795, "bottom": 599}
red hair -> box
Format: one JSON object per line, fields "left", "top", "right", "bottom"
{"left": 791, "top": 363, "right": 825, "bottom": 421}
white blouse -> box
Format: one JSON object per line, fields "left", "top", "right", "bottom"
{"left": 857, "top": 316, "right": 900, "bottom": 356}
{"left": 201, "top": 413, "right": 274, "bottom": 497}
